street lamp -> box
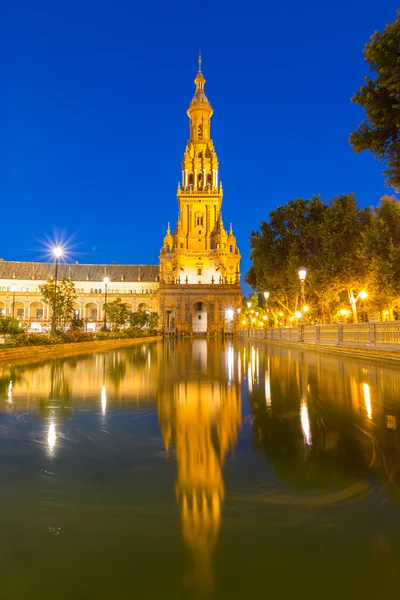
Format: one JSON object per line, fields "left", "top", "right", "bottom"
{"left": 11, "top": 284, "right": 17, "bottom": 320}
{"left": 359, "top": 290, "right": 368, "bottom": 322}
{"left": 263, "top": 291, "right": 270, "bottom": 326}
{"left": 51, "top": 246, "right": 63, "bottom": 334}
{"left": 103, "top": 276, "right": 110, "bottom": 331}
{"left": 298, "top": 267, "right": 307, "bottom": 305}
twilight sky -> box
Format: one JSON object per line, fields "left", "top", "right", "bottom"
{"left": 1, "top": 0, "right": 398, "bottom": 282}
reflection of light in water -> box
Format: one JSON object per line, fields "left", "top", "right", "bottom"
{"left": 48, "top": 423, "right": 56, "bottom": 453}
{"left": 237, "top": 354, "right": 241, "bottom": 383}
{"left": 226, "top": 346, "right": 234, "bottom": 381}
{"left": 5, "top": 380, "right": 12, "bottom": 404}
{"left": 101, "top": 385, "right": 107, "bottom": 414}
{"left": 256, "top": 348, "right": 259, "bottom": 382}
{"left": 147, "top": 351, "right": 151, "bottom": 369}
{"left": 363, "top": 383, "right": 372, "bottom": 419}
{"left": 265, "top": 358, "right": 271, "bottom": 406}
{"left": 301, "top": 399, "right": 311, "bottom": 445}
{"left": 251, "top": 347, "right": 256, "bottom": 383}
{"left": 247, "top": 363, "right": 252, "bottom": 393}
{"left": 192, "top": 339, "right": 208, "bottom": 372}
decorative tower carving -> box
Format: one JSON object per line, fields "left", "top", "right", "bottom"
{"left": 159, "top": 56, "right": 241, "bottom": 285}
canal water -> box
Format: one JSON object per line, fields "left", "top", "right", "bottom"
{"left": 1, "top": 339, "right": 400, "bottom": 599}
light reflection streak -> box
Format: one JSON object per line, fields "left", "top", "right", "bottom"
{"left": 227, "top": 346, "right": 234, "bottom": 381}
{"left": 5, "top": 380, "right": 12, "bottom": 404}
{"left": 301, "top": 399, "right": 311, "bottom": 446}
{"left": 251, "top": 347, "right": 256, "bottom": 383}
{"left": 247, "top": 362, "right": 252, "bottom": 393}
{"left": 237, "top": 354, "right": 241, "bottom": 383}
{"left": 363, "top": 383, "right": 372, "bottom": 420}
{"left": 101, "top": 385, "right": 107, "bottom": 414}
{"left": 265, "top": 358, "right": 271, "bottom": 407}
{"left": 47, "top": 423, "right": 56, "bottom": 454}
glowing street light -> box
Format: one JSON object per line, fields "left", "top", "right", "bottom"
{"left": 359, "top": 290, "right": 368, "bottom": 300}
{"left": 247, "top": 301, "right": 252, "bottom": 309}
{"left": 298, "top": 267, "right": 307, "bottom": 305}
{"left": 295, "top": 311, "right": 302, "bottom": 320}
{"left": 51, "top": 246, "right": 64, "bottom": 335}
{"left": 103, "top": 276, "right": 110, "bottom": 331}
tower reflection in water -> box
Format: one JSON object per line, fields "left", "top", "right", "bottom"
{"left": 158, "top": 339, "right": 241, "bottom": 594}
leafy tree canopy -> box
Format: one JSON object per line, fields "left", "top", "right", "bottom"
{"left": 350, "top": 11, "right": 400, "bottom": 188}
{"left": 104, "top": 297, "right": 129, "bottom": 331}
{"left": 40, "top": 277, "right": 76, "bottom": 328}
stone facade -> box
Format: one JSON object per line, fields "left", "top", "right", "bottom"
{"left": 0, "top": 59, "right": 241, "bottom": 335}
{"left": 158, "top": 58, "right": 241, "bottom": 335}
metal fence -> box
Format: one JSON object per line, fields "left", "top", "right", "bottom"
{"left": 238, "top": 321, "right": 400, "bottom": 350}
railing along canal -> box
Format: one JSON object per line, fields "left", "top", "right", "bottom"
{"left": 238, "top": 321, "right": 400, "bottom": 350}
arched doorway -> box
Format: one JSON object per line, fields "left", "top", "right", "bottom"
{"left": 192, "top": 301, "right": 207, "bottom": 334}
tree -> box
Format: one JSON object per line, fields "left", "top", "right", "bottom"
{"left": 104, "top": 297, "right": 128, "bottom": 331}
{"left": 40, "top": 277, "right": 76, "bottom": 329}
{"left": 349, "top": 11, "right": 400, "bottom": 188}
{"left": 0, "top": 316, "right": 25, "bottom": 335}
{"left": 128, "top": 310, "right": 159, "bottom": 334}
{"left": 364, "top": 196, "right": 400, "bottom": 319}
{"left": 246, "top": 195, "right": 371, "bottom": 323}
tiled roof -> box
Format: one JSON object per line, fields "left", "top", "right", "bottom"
{"left": 0, "top": 261, "right": 160, "bottom": 283}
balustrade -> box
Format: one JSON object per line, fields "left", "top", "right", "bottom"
{"left": 239, "top": 321, "right": 400, "bottom": 350}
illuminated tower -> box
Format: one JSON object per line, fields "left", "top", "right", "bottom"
{"left": 159, "top": 56, "right": 242, "bottom": 335}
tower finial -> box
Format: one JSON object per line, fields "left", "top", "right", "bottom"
{"left": 198, "top": 48, "right": 202, "bottom": 73}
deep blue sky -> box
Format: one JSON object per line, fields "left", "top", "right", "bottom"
{"left": 1, "top": 0, "right": 398, "bottom": 282}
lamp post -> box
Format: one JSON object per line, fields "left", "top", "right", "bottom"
{"left": 11, "top": 284, "right": 17, "bottom": 320}
{"left": 263, "top": 291, "right": 270, "bottom": 326}
{"left": 51, "top": 246, "right": 63, "bottom": 335}
{"left": 359, "top": 290, "right": 368, "bottom": 322}
{"left": 298, "top": 267, "right": 307, "bottom": 306}
{"left": 103, "top": 277, "right": 109, "bottom": 331}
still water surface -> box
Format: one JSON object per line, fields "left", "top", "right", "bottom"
{"left": 1, "top": 339, "right": 400, "bottom": 599}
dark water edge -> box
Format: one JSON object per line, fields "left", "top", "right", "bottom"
{"left": 1, "top": 339, "right": 400, "bottom": 599}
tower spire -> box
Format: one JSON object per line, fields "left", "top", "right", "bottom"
{"left": 198, "top": 48, "right": 202, "bottom": 73}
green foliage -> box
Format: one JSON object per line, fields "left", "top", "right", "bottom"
{"left": 350, "top": 11, "right": 400, "bottom": 188}
{"left": 1, "top": 327, "right": 159, "bottom": 348}
{"left": 40, "top": 277, "right": 76, "bottom": 329}
{"left": 246, "top": 195, "right": 373, "bottom": 323}
{"left": 104, "top": 297, "right": 129, "bottom": 330}
{"left": 364, "top": 196, "right": 400, "bottom": 313}
{"left": 0, "top": 316, "right": 26, "bottom": 334}
{"left": 128, "top": 310, "right": 159, "bottom": 335}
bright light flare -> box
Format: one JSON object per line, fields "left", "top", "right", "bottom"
{"left": 48, "top": 423, "right": 56, "bottom": 453}
{"left": 225, "top": 309, "right": 234, "bottom": 320}
{"left": 101, "top": 385, "right": 107, "bottom": 414}
{"left": 301, "top": 399, "right": 311, "bottom": 445}
{"left": 295, "top": 311, "right": 302, "bottom": 319}
{"left": 359, "top": 290, "right": 368, "bottom": 300}
{"left": 363, "top": 383, "right": 372, "bottom": 419}
{"left": 53, "top": 246, "right": 63, "bottom": 258}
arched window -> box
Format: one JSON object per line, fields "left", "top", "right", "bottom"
{"left": 198, "top": 268, "right": 202, "bottom": 276}
{"left": 188, "top": 174, "right": 194, "bottom": 185}
{"left": 230, "top": 245, "right": 233, "bottom": 252}
{"left": 167, "top": 245, "right": 170, "bottom": 252}
{"left": 207, "top": 173, "right": 212, "bottom": 185}
{"left": 180, "top": 243, "right": 184, "bottom": 249}
{"left": 198, "top": 123, "right": 203, "bottom": 138}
